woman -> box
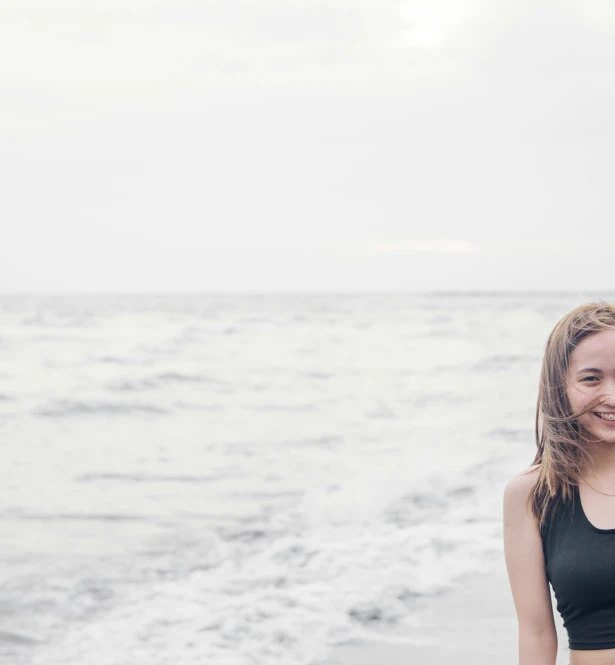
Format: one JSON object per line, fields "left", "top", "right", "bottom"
{"left": 504, "top": 301, "right": 615, "bottom": 665}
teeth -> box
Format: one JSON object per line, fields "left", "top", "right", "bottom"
{"left": 595, "top": 413, "right": 615, "bottom": 421}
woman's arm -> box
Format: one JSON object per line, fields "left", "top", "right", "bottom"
{"left": 503, "top": 467, "right": 558, "bottom": 665}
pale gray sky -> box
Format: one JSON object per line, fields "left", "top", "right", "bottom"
{"left": 2, "top": 0, "right": 614, "bottom": 292}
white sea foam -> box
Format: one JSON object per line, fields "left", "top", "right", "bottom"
{"left": 0, "top": 292, "right": 606, "bottom": 664}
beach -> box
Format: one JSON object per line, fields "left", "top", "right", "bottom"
{"left": 0, "top": 292, "right": 591, "bottom": 665}
{"left": 325, "top": 560, "right": 570, "bottom": 665}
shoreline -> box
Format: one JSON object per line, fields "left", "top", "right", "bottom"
{"left": 321, "top": 560, "right": 569, "bottom": 665}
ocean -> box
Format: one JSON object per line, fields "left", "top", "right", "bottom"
{"left": 0, "top": 292, "right": 602, "bottom": 664}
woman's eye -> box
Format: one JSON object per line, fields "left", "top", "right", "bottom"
{"left": 582, "top": 376, "right": 599, "bottom": 382}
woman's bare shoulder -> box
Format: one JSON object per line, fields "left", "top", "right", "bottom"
{"left": 504, "top": 464, "right": 541, "bottom": 502}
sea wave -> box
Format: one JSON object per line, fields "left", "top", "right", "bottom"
{"left": 33, "top": 400, "right": 168, "bottom": 417}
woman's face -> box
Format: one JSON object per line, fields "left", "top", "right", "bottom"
{"left": 567, "top": 329, "right": 615, "bottom": 442}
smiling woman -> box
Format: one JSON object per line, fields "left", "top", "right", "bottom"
{"left": 504, "top": 301, "right": 615, "bottom": 665}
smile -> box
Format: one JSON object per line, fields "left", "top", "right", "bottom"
{"left": 593, "top": 412, "right": 615, "bottom": 422}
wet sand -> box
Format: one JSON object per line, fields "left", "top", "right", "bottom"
{"left": 322, "top": 560, "right": 569, "bottom": 665}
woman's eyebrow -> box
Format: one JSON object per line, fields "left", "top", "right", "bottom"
{"left": 576, "top": 367, "right": 603, "bottom": 374}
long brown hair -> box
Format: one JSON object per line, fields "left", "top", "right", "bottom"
{"left": 526, "top": 301, "right": 615, "bottom": 532}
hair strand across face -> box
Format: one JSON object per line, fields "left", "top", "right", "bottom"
{"left": 528, "top": 300, "right": 615, "bottom": 532}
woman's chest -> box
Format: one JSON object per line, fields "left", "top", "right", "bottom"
{"left": 581, "top": 492, "right": 615, "bottom": 530}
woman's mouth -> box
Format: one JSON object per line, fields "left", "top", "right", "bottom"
{"left": 593, "top": 412, "right": 615, "bottom": 425}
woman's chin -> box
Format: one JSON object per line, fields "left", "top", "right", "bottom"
{"left": 578, "top": 419, "right": 615, "bottom": 442}
{"left": 581, "top": 425, "right": 615, "bottom": 444}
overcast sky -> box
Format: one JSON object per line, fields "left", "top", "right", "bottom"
{"left": 2, "top": 0, "right": 615, "bottom": 293}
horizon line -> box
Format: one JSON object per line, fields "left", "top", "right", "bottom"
{"left": 0, "top": 289, "right": 614, "bottom": 297}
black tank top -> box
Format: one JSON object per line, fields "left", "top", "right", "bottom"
{"left": 542, "top": 484, "right": 615, "bottom": 650}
